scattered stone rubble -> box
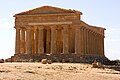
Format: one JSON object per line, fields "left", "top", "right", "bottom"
{"left": 41, "top": 59, "right": 52, "bottom": 64}
{"left": 92, "top": 60, "right": 104, "bottom": 69}
{"left": 0, "top": 59, "right": 4, "bottom": 63}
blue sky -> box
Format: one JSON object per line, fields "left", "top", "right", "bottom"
{"left": 0, "top": 0, "right": 120, "bottom": 60}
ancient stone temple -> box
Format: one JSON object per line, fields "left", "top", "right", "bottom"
{"left": 10, "top": 6, "right": 109, "bottom": 63}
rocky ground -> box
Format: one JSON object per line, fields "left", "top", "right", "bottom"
{"left": 0, "top": 63, "right": 120, "bottom": 80}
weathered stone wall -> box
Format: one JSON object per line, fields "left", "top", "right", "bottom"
{"left": 10, "top": 54, "right": 110, "bottom": 65}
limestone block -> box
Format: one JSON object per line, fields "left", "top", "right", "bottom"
{"left": 0, "top": 59, "right": 4, "bottom": 63}
{"left": 41, "top": 59, "right": 47, "bottom": 64}
{"left": 47, "top": 60, "right": 52, "bottom": 64}
{"left": 92, "top": 61, "right": 104, "bottom": 68}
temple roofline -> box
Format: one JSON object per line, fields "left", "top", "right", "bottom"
{"left": 81, "top": 20, "right": 106, "bottom": 30}
{"left": 14, "top": 5, "right": 82, "bottom": 17}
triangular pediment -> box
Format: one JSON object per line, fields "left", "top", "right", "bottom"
{"left": 14, "top": 6, "right": 82, "bottom": 16}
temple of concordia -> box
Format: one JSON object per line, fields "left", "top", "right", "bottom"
{"left": 10, "top": 6, "right": 110, "bottom": 63}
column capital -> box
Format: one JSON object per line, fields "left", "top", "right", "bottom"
{"left": 14, "top": 26, "right": 21, "bottom": 29}
{"left": 38, "top": 26, "right": 44, "bottom": 29}
{"left": 75, "top": 26, "right": 81, "bottom": 30}
{"left": 85, "top": 28, "right": 89, "bottom": 31}
{"left": 21, "top": 27, "right": 26, "bottom": 31}
{"left": 33, "top": 26, "right": 38, "bottom": 29}
{"left": 26, "top": 27, "right": 33, "bottom": 30}
{"left": 50, "top": 25, "right": 57, "bottom": 30}
{"left": 80, "top": 26, "right": 86, "bottom": 30}
{"left": 62, "top": 24, "right": 69, "bottom": 29}
{"left": 33, "top": 29, "right": 38, "bottom": 32}
{"left": 92, "top": 32, "right": 96, "bottom": 36}
{"left": 88, "top": 30, "right": 93, "bottom": 33}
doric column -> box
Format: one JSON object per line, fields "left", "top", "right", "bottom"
{"left": 51, "top": 26, "right": 57, "bottom": 54}
{"left": 87, "top": 30, "right": 90, "bottom": 54}
{"left": 46, "top": 29, "right": 51, "bottom": 53}
{"left": 34, "top": 29, "right": 38, "bottom": 54}
{"left": 91, "top": 31, "right": 94, "bottom": 55}
{"left": 84, "top": 28, "right": 89, "bottom": 54}
{"left": 96, "top": 33, "right": 100, "bottom": 55}
{"left": 93, "top": 32, "right": 96, "bottom": 55}
{"left": 63, "top": 25, "right": 69, "bottom": 54}
{"left": 26, "top": 28, "right": 32, "bottom": 54}
{"left": 98, "top": 35, "right": 101, "bottom": 55}
{"left": 84, "top": 28, "right": 87, "bottom": 54}
{"left": 82, "top": 27, "right": 86, "bottom": 55}
{"left": 38, "top": 26, "right": 44, "bottom": 54}
{"left": 89, "top": 31, "right": 92, "bottom": 54}
{"left": 96, "top": 34, "right": 100, "bottom": 55}
{"left": 75, "top": 27, "right": 80, "bottom": 54}
{"left": 15, "top": 27, "right": 20, "bottom": 54}
{"left": 101, "top": 35, "right": 104, "bottom": 56}
{"left": 95, "top": 33, "right": 98, "bottom": 55}
{"left": 94, "top": 33, "right": 97, "bottom": 55}
{"left": 86, "top": 29, "right": 89, "bottom": 54}
{"left": 81, "top": 27, "right": 84, "bottom": 55}
{"left": 93, "top": 32, "right": 95, "bottom": 55}
{"left": 56, "top": 28, "right": 62, "bottom": 53}
{"left": 20, "top": 28, "right": 25, "bottom": 54}
{"left": 98, "top": 35, "right": 101, "bottom": 56}
{"left": 31, "top": 29, "right": 35, "bottom": 54}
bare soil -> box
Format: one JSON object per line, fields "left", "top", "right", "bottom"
{"left": 0, "top": 63, "right": 120, "bottom": 80}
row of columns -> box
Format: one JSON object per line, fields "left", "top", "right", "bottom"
{"left": 75, "top": 26, "right": 104, "bottom": 56}
{"left": 15, "top": 25, "right": 70, "bottom": 55}
{"left": 15, "top": 25, "right": 104, "bottom": 56}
